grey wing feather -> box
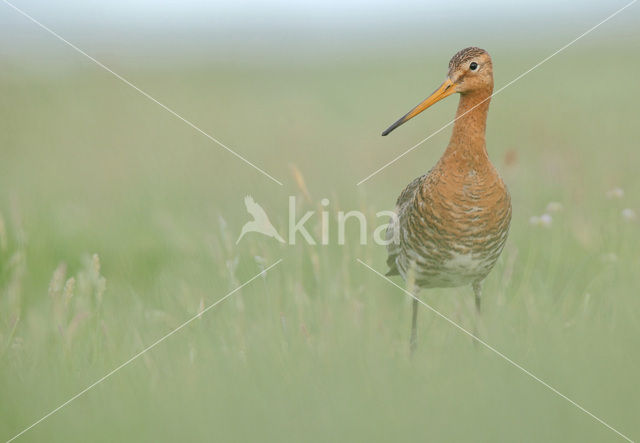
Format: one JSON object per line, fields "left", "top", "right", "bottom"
{"left": 386, "top": 174, "right": 424, "bottom": 276}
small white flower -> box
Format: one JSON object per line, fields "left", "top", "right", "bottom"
{"left": 529, "top": 214, "right": 552, "bottom": 228}
{"left": 606, "top": 187, "right": 624, "bottom": 199}
{"left": 622, "top": 208, "right": 637, "bottom": 222}
{"left": 545, "top": 202, "right": 563, "bottom": 213}
{"left": 254, "top": 255, "right": 266, "bottom": 267}
{"left": 539, "top": 213, "right": 552, "bottom": 227}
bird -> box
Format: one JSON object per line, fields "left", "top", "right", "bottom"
{"left": 236, "top": 195, "right": 285, "bottom": 244}
{"left": 382, "top": 47, "right": 512, "bottom": 352}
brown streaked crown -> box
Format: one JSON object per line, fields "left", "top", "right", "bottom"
{"left": 448, "top": 47, "right": 487, "bottom": 72}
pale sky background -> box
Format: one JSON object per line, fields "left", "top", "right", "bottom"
{"left": 1, "top": 0, "right": 638, "bottom": 61}
{"left": 0, "top": 0, "right": 634, "bottom": 26}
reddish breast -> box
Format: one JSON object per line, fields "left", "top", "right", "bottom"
{"left": 390, "top": 150, "right": 511, "bottom": 288}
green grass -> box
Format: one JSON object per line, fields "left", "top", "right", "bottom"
{"left": 1, "top": 43, "right": 639, "bottom": 442}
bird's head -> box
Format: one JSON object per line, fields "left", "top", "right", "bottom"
{"left": 382, "top": 47, "right": 493, "bottom": 136}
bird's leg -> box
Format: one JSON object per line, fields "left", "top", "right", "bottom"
{"left": 473, "top": 281, "right": 482, "bottom": 314}
{"left": 406, "top": 264, "right": 419, "bottom": 356}
{"left": 472, "top": 281, "right": 483, "bottom": 345}
{"left": 410, "top": 297, "right": 418, "bottom": 355}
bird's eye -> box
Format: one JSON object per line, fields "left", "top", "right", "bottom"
{"left": 469, "top": 62, "right": 478, "bottom": 71}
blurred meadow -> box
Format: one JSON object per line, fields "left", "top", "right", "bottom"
{"left": 1, "top": 1, "right": 640, "bottom": 441}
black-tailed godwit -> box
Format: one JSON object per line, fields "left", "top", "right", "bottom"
{"left": 383, "top": 47, "right": 512, "bottom": 351}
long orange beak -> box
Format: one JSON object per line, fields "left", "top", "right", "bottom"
{"left": 382, "top": 78, "right": 456, "bottom": 136}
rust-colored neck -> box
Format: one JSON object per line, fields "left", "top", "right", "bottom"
{"left": 443, "top": 87, "right": 492, "bottom": 162}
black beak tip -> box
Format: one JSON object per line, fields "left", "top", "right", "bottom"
{"left": 381, "top": 115, "right": 407, "bottom": 137}
{"left": 381, "top": 122, "right": 400, "bottom": 137}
